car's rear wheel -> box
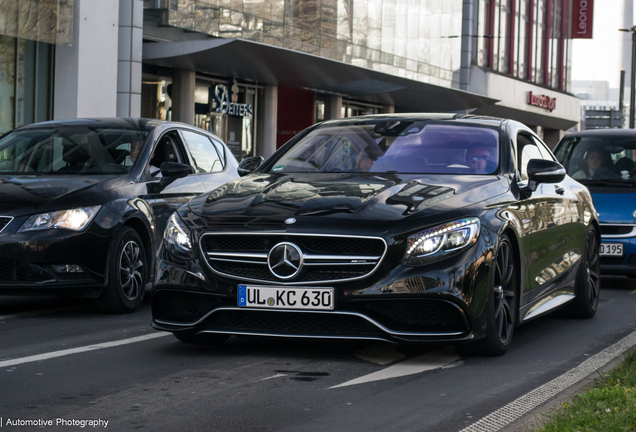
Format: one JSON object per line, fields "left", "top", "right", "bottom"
{"left": 565, "top": 225, "right": 600, "bottom": 318}
{"left": 97, "top": 227, "right": 146, "bottom": 313}
{"left": 458, "top": 234, "right": 517, "bottom": 357}
{"left": 173, "top": 331, "right": 230, "bottom": 346}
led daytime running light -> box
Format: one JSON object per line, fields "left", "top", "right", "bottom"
{"left": 407, "top": 218, "right": 478, "bottom": 256}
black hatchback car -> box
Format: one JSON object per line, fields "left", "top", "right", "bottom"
{"left": 151, "top": 114, "right": 600, "bottom": 355}
{"left": 0, "top": 118, "right": 238, "bottom": 313}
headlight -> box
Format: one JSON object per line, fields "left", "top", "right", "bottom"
{"left": 403, "top": 217, "right": 480, "bottom": 265}
{"left": 18, "top": 206, "right": 101, "bottom": 232}
{"left": 164, "top": 212, "right": 193, "bottom": 259}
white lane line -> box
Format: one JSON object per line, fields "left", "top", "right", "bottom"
{"left": 354, "top": 343, "right": 406, "bottom": 365}
{"left": 0, "top": 333, "right": 170, "bottom": 368}
{"left": 0, "top": 304, "right": 90, "bottom": 320}
{"left": 460, "top": 328, "right": 636, "bottom": 432}
{"left": 256, "top": 373, "right": 288, "bottom": 382}
{"left": 330, "top": 346, "right": 459, "bottom": 389}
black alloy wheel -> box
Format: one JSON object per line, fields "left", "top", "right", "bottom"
{"left": 492, "top": 237, "right": 516, "bottom": 346}
{"left": 119, "top": 240, "right": 144, "bottom": 302}
{"left": 97, "top": 227, "right": 147, "bottom": 313}
{"left": 566, "top": 225, "right": 600, "bottom": 318}
{"left": 458, "top": 234, "right": 518, "bottom": 357}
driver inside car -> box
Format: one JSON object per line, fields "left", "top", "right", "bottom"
{"left": 466, "top": 146, "right": 492, "bottom": 173}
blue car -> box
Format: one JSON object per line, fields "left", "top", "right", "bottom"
{"left": 554, "top": 129, "right": 636, "bottom": 279}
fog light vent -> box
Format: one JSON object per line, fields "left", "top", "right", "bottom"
{"left": 52, "top": 264, "right": 84, "bottom": 273}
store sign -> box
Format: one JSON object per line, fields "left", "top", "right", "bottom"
{"left": 527, "top": 91, "right": 556, "bottom": 112}
{"left": 211, "top": 80, "right": 253, "bottom": 117}
{"left": 572, "top": 0, "right": 593, "bottom": 39}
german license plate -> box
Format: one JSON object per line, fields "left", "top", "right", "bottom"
{"left": 237, "top": 285, "right": 334, "bottom": 310}
{"left": 600, "top": 243, "right": 623, "bottom": 256}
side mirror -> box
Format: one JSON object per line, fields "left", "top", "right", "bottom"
{"left": 525, "top": 159, "right": 566, "bottom": 192}
{"left": 159, "top": 162, "right": 194, "bottom": 179}
{"left": 237, "top": 156, "right": 264, "bottom": 176}
{"left": 158, "top": 162, "right": 194, "bottom": 187}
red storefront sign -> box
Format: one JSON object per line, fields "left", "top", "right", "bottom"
{"left": 527, "top": 92, "right": 557, "bottom": 112}
{"left": 572, "top": 0, "right": 594, "bottom": 39}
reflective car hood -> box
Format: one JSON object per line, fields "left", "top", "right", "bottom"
{"left": 590, "top": 191, "right": 636, "bottom": 224}
{"left": 0, "top": 175, "right": 116, "bottom": 216}
{"left": 188, "top": 173, "right": 508, "bottom": 225}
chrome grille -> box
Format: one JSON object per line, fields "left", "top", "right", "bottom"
{"left": 200, "top": 232, "right": 387, "bottom": 285}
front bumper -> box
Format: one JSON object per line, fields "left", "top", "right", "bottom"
{"left": 0, "top": 216, "right": 112, "bottom": 296}
{"left": 600, "top": 236, "right": 636, "bottom": 277}
{"left": 151, "top": 230, "right": 495, "bottom": 343}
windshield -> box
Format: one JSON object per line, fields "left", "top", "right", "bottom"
{"left": 0, "top": 126, "right": 149, "bottom": 175}
{"left": 554, "top": 135, "right": 636, "bottom": 183}
{"left": 270, "top": 121, "right": 500, "bottom": 174}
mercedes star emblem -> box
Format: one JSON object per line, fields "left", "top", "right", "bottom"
{"left": 267, "top": 242, "right": 303, "bottom": 279}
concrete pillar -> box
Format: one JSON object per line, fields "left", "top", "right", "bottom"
{"left": 54, "top": 0, "right": 119, "bottom": 119}
{"left": 117, "top": 0, "right": 143, "bottom": 118}
{"left": 384, "top": 104, "right": 395, "bottom": 113}
{"left": 324, "top": 94, "right": 342, "bottom": 120}
{"left": 171, "top": 69, "right": 195, "bottom": 125}
{"left": 261, "top": 85, "right": 278, "bottom": 158}
{"left": 543, "top": 128, "right": 563, "bottom": 150}
{"left": 459, "top": 0, "right": 476, "bottom": 91}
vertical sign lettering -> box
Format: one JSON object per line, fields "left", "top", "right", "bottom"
{"left": 571, "top": 0, "right": 594, "bottom": 39}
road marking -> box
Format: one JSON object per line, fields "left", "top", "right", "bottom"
{"left": 330, "top": 346, "right": 459, "bottom": 389}
{"left": 0, "top": 304, "right": 90, "bottom": 320}
{"left": 460, "top": 328, "right": 636, "bottom": 432}
{"left": 0, "top": 333, "right": 170, "bottom": 368}
{"left": 256, "top": 373, "right": 288, "bottom": 382}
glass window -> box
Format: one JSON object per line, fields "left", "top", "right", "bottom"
{"left": 211, "top": 136, "right": 226, "bottom": 163}
{"left": 0, "top": 35, "right": 16, "bottom": 134}
{"left": 181, "top": 130, "right": 224, "bottom": 173}
{"left": 0, "top": 127, "right": 149, "bottom": 175}
{"left": 554, "top": 136, "right": 636, "bottom": 182}
{"left": 0, "top": 36, "right": 53, "bottom": 133}
{"left": 36, "top": 42, "right": 52, "bottom": 123}
{"left": 17, "top": 39, "right": 37, "bottom": 127}
{"left": 517, "top": 134, "right": 543, "bottom": 181}
{"left": 271, "top": 121, "right": 499, "bottom": 175}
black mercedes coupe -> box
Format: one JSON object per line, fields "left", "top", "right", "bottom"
{"left": 0, "top": 118, "right": 238, "bottom": 313}
{"left": 151, "top": 114, "right": 600, "bottom": 355}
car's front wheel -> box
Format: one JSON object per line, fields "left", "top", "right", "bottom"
{"left": 458, "top": 234, "right": 518, "bottom": 357}
{"left": 97, "top": 227, "right": 147, "bottom": 313}
{"left": 565, "top": 225, "right": 600, "bottom": 318}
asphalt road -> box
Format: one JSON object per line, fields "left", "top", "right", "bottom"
{"left": 1, "top": 276, "right": 635, "bottom": 432}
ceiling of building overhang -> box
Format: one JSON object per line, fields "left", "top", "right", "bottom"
{"left": 143, "top": 38, "right": 499, "bottom": 113}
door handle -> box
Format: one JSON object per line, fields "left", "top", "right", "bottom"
{"left": 555, "top": 186, "right": 565, "bottom": 195}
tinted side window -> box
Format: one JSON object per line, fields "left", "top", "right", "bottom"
{"left": 210, "top": 137, "right": 226, "bottom": 166}
{"left": 530, "top": 136, "right": 556, "bottom": 161}
{"left": 517, "top": 133, "right": 543, "bottom": 181}
{"left": 181, "top": 130, "right": 223, "bottom": 173}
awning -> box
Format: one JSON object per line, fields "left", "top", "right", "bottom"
{"left": 471, "top": 105, "right": 579, "bottom": 131}
{"left": 143, "top": 38, "right": 499, "bottom": 112}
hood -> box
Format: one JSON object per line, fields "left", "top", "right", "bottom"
{"left": 590, "top": 191, "right": 636, "bottom": 224}
{"left": 0, "top": 175, "right": 113, "bottom": 217}
{"left": 188, "top": 173, "right": 508, "bottom": 228}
